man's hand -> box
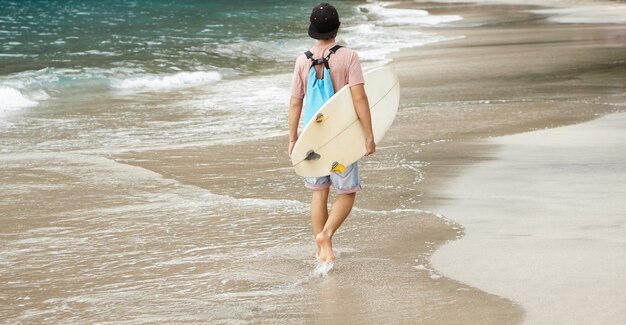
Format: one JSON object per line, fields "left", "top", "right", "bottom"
{"left": 365, "top": 137, "right": 375, "bottom": 156}
{"left": 350, "top": 84, "right": 375, "bottom": 157}
{"left": 288, "top": 139, "right": 297, "bottom": 157}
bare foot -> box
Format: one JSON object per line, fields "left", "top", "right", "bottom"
{"left": 315, "top": 231, "right": 336, "bottom": 262}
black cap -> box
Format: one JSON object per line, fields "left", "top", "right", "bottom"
{"left": 308, "top": 3, "right": 341, "bottom": 40}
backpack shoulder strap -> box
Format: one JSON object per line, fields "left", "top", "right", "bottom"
{"left": 328, "top": 45, "right": 343, "bottom": 55}
{"left": 322, "top": 45, "right": 343, "bottom": 69}
{"left": 304, "top": 45, "right": 344, "bottom": 69}
{"left": 304, "top": 50, "right": 325, "bottom": 68}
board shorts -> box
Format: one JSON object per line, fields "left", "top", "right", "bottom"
{"left": 304, "top": 162, "right": 362, "bottom": 194}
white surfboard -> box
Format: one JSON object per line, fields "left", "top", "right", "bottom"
{"left": 291, "top": 66, "right": 400, "bottom": 177}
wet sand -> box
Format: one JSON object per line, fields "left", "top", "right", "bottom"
{"left": 1, "top": 1, "right": 624, "bottom": 324}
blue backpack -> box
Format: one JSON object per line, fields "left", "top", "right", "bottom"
{"left": 302, "top": 45, "right": 343, "bottom": 127}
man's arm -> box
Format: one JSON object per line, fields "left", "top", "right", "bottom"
{"left": 288, "top": 96, "right": 303, "bottom": 156}
{"left": 350, "top": 84, "right": 375, "bottom": 156}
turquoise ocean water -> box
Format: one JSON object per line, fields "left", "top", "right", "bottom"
{"left": 2, "top": 0, "right": 338, "bottom": 75}
{"left": 0, "top": 0, "right": 461, "bottom": 153}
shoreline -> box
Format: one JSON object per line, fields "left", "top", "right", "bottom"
{"left": 2, "top": 1, "right": 624, "bottom": 323}
{"left": 385, "top": 0, "right": 625, "bottom": 323}
{"left": 386, "top": 0, "right": 624, "bottom": 200}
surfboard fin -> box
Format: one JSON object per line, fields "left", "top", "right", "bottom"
{"left": 314, "top": 113, "right": 328, "bottom": 123}
{"left": 305, "top": 150, "right": 321, "bottom": 161}
{"left": 330, "top": 162, "right": 346, "bottom": 174}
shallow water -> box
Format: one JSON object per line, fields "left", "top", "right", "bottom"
{"left": 0, "top": 148, "right": 476, "bottom": 323}
{"left": 0, "top": 2, "right": 470, "bottom": 321}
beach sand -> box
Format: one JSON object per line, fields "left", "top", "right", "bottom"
{"left": 1, "top": 1, "right": 624, "bottom": 324}
{"left": 430, "top": 113, "right": 626, "bottom": 324}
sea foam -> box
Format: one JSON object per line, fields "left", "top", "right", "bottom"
{"left": 531, "top": 5, "right": 626, "bottom": 24}
{"left": 418, "top": 0, "right": 626, "bottom": 24}
{"left": 0, "top": 86, "right": 38, "bottom": 118}
{"left": 341, "top": 3, "right": 464, "bottom": 63}
{"left": 360, "top": 3, "right": 463, "bottom": 26}
{"left": 110, "top": 71, "right": 222, "bottom": 91}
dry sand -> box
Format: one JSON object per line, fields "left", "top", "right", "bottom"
{"left": 430, "top": 113, "right": 626, "bottom": 324}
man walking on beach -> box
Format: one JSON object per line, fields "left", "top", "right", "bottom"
{"left": 288, "top": 3, "right": 375, "bottom": 263}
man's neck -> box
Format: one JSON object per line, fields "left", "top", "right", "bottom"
{"left": 316, "top": 37, "right": 336, "bottom": 47}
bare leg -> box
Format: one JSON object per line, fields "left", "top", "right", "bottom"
{"left": 317, "top": 193, "right": 356, "bottom": 262}
{"left": 311, "top": 189, "right": 329, "bottom": 258}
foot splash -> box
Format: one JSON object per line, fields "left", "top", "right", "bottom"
{"left": 312, "top": 260, "right": 335, "bottom": 277}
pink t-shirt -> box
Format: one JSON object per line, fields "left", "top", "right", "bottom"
{"left": 290, "top": 42, "right": 365, "bottom": 100}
